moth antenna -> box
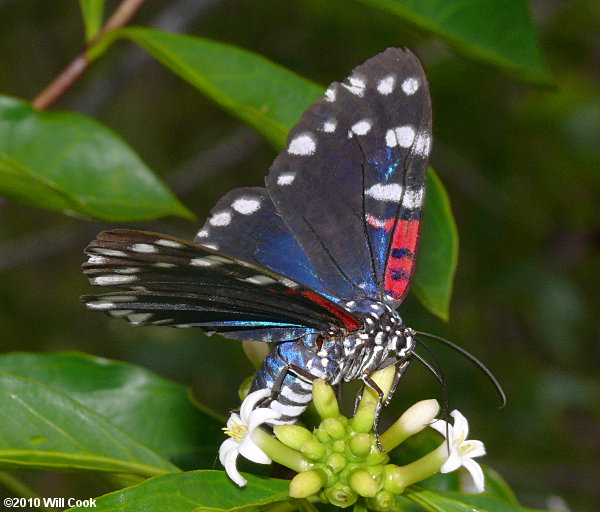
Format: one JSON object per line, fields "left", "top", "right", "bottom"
{"left": 416, "top": 331, "right": 507, "bottom": 408}
{"left": 412, "top": 339, "right": 450, "bottom": 436}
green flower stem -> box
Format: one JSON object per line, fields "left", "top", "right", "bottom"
{"left": 252, "top": 427, "right": 312, "bottom": 472}
{"left": 352, "top": 366, "right": 396, "bottom": 433}
{"left": 289, "top": 469, "right": 328, "bottom": 498}
{"left": 312, "top": 379, "right": 339, "bottom": 418}
{"left": 379, "top": 399, "right": 440, "bottom": 451}
{"left": 383, "top": 442, "right": 447, "bottom": 493}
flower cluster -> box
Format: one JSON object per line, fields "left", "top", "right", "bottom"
{"left": 219, "top": 366, "right": 486, "bottom": 505}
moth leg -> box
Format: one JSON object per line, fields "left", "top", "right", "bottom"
{"left": 383, "top": 359, "right": 410, "bottom": 407}
{"left": 359, "top": 373, "right": 386, "bottom": 451}
{"left": 263, "top": 361, "right": 318, "bottom": 407}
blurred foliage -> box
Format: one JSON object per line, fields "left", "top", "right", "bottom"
{"left": 0, "top": 0, "right": 598, "bottom": 510}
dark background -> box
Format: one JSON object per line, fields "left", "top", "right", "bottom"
{"left": 0, "top": 0, "right": 598, "bottom": 510}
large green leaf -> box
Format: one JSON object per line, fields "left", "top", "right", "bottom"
{"left": 67, "top": 471, "right": 291, "bottom": 512}
{"left": 404, "top": 487, "right": 483, "bottom": 512}
{"left": 0, "top": 372, "right": 179, "bottom": 476}
{"left": 412, "top": 169, "right": 458, "bottom": 320}
{"left": 78, "top": 0, "right": 105, "bottom": 41}
{"left": 441, "top": 492, "right": 550, "bottom": 512}
{"left": 0, "top": 352, "right": 223, "bottom": 470}
{"left": 355, "top": 0, "right": 553, "bottom": 86}
{"left": 0, "top": 95, "right": 193, "bottom": 221}
{"left": 96, "top": 27, "right": 323, "bottom": 149}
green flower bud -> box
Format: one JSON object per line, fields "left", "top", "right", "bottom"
{"left": 326, "top": 452, "right": 347, "bottom": 473}
{"left": 324, "top": 482, "right": 357, "bottom": 508}
{"left": 301, "top": 439, "right": 327, "bottom": 461}
{"left": 379, "top": 399, "right": 440, "bottom": 451}
{"left": 242, "top": 340, "right": 270, "bottom": 369}
{"left": 273, "top": 424, "right": 313, "bottom": 450}
{"left": 368, "top": 490, "right": 395, "bottom": 511}
{"left": 315, "top": 427, "right": 331, "bottom": 443}
{"left": 382, "top": 465, "right": 405, "bottom": 494}
{"left": 313, "top": 379, "right": 339, "bottom": 419}
{"left": 237, "top": 376, "right": 253, "bottom": 401}
{"left": 365, "top": 443, "right": 388, "bottom": 465}
{"left": 322, "top": 417, "right": 346, "bottom": 439}
{"left": 349, "top": 469, "right": 379, "bottom": 497}
{"left": 332, "top": 439, "right": 346, "bottom": 453}
{"left": 351, "top": 406, "right": 376, "bottom": 433}
{"left": 349, "top": 433, "right": 372, "bottom": 457}
{"left": 289, "top": 469, "right": 328, "bottom": 498}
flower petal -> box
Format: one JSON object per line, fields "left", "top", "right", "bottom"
{"left": 219, "top": 439, "right": 247, "bottom": 487}
{"left": 240, "top": 389, "right": 271, "bottom": 421}
{"left": 464, "top": 439, "right": 486, "bottom": 459}
{"left": 239, "top": 436, "right": 272, "bottom": 464}
{"left": 247, "top": 407, "right": 282, "bottom": 432}
{"left": 440, "top": 450, "right": 462, "bottom": 473}
{"left": 462, "top": 458, "right": 485, "bottom": 493}
{"left": 450, "top": 410, "right": 469, "bottom": 438}
{"left": 429, "top": 418, "right": 450, "bottom": 437}
{"left": 226, "top": 412, "right": 242, "bottom": 430}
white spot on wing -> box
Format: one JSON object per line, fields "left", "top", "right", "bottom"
{"left": 130, "top": 243, "right": 157, "bottom": 254}
{"left": 231, "top": 197, "right": 261, "bottom": 215}
{"left": 322, "top": 119, "right": 337, "bottom": 133}
{"left": 401, "top": 77, "right": 420, "bottom": 95}
{"left": 277, "top": 172, "right": 296, "bottom": 186}
{"left": 196, "top": 229, "right": 209, "bottom": 238}
{"left": 377, "top": 75, "right": 395, "bottom": 95}
{"left": 413, "top": 132, "right": 431, "bottom": 157}
{"left": 92, "top": 275, "right": 137, "bottom": 286}
{"left": 278, "top": 277, "right": 298, "bottom": 288}
{"left": 155, "top": 239, "right": 184, "bottom": 248}
{"left": 403, "top": 188, "right": 425, "bottom": 208}
{"left": 324, "top": 86, "right": 336, "bottom": 102}
{"left": 342, "top": 75, "right": 366, "bottom": 96}
{"left": 386, "top": 126, "right": 415, "bottom": 148}
{"left": 87, "top": 301, "right": 116, "bottom": 310}
{"left": 87, "top": 255, "right": 108, "bottom": 264}
{"left": 288, "top": 132, "right": 317, "bottom": 156}
{"left": 190, "top": 258, "right": 212, "bottom": 267}
{"left": 202, "top": 243, "right": 219, "bottom": 250}
{"left": 90, "top": 248, "right": 127, "bottom": 258}
{"left": 114, "top": 267, "right": 141, "bottom": 274}
{"left": 209, "top": 211, "right": 232, "bottom": 226}
{"left": 351, "top": 119, "right": 372, "bottom": 136}
{"left": 128, "top": 312, "right": 152, "bottom": 324}
{"left": 245, "top": 275, "right": 276, "bottom": 285}
{"left": 365, "top": 183, "right": 403, "bottom": 202}
{"left": 153, "top": 262, "right": 176, "bottom": 268}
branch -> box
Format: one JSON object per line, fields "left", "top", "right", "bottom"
{"left": 31, "top": 0, "right": 147, "bottom": 110}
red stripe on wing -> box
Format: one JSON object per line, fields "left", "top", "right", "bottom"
{"left": 301, "top": 291, "right": 361, "bottom": 331}
{"left": 384, "top": 219, "right": 421, "bottom": 302}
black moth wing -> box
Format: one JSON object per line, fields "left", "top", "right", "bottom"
{"left": 265, "top": 48, "right": 432, "bottom": 303}
{"left": 82, "top": 229, "right": 360, "bottom": 341}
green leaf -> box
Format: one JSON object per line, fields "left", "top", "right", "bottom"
{"left": 67, "top": 471, "right": 291, "bottom": 512}
{"left": 78, "top": 0, "right": 105, "bottom": 41}
{"left": 0, "top": 352, "right": 223, "bottom": 470}
{"left": 355, "top": 0, "right": 553, "bottom": 86}
{"left": 96, "top": 27, "right": 323, "bottom": 149}
{"left": 404, "top": 487, "right": 483, "bottom": 512}
{"left": 0, "top": 371, "right": 180, "bottom": 476}
{"left": 441, "top": 492, "right": 550, "bottom": 512}
{"left": 481, "top": 465, "right": 518, "bottom": 505}
{"left": 412, "top": 169, "right": 458, "bottom": 320}
{"left": 0, "top": 95, "right": 193, "bottom": 221}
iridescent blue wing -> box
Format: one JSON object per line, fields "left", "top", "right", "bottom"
{"left": 82, "top": 230, "right": 360, "bottom": 341}
{"left": 193, "top": 187, "right": 333, "bottom": 301}
{"left": 265, "top": 48, "right": 432, "bottom": 304}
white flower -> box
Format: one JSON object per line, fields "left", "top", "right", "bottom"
{"left": 430, "top": 410, "right": 487, "bottom": 493}
{"left": 219, "top": 389, "right": 281, "bottom": 486}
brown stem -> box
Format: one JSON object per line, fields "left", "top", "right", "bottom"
{"left": 32, "top": 0, "right": 147, "bottom": 110}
